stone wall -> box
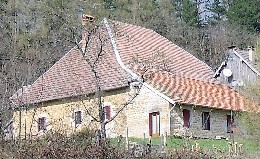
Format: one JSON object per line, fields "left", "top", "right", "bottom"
{"left": 124, "top": 84, "right": 171, "bottom": 138}
{"left": 170, "top": 104, "right": 242, "bottom": 139}
{"left": 12, "top": 83, "right": 245, "bottom": 140}
{"left": 12, "top": 88, "right": 130, "bottom": 139}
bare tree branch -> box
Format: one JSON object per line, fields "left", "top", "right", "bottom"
{"left": 105, "top": 83, "right": 143, "bottom": 125}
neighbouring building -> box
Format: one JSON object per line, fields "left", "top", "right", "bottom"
{"left": 214, "top": 46, "right": 260, "bottom": 88}
{"left": 8, "top": 15, "right": 257, "bottom": 140}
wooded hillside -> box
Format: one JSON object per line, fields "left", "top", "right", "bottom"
{"left": 0, "top": 0, "right": 259, "bottom": 120}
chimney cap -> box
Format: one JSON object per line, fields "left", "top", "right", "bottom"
{"left": 82, "top": 14, "right": 95, "bottom": 26}
{"left": 82, "top": 14, "right": 94, "bottom": 21}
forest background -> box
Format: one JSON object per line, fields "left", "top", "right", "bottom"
{"left": 0, "top": 0, "right": 259, "bottom": 127}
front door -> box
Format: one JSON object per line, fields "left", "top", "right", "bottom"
{"left": 149, "top": 112, "right": 160, "bottom": 136}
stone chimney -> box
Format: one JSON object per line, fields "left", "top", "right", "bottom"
{"left": 81, "top": 14, "right": 95, "bottom": 53}
{"left": 248, "top": 46, "right": 254, "bottom": 62}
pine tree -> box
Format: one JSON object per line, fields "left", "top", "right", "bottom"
{"left": 227, "top": 0, "right": 260, "bottom": 32}
{"left": 207, "top": 0, "right": 227, "bottom": 24}
{"left": 174, "top": 0, "right": 201, "bottom": 27}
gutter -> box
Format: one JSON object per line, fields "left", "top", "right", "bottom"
{"left": 103, "top": 18, "right": 176, "bottom": 105}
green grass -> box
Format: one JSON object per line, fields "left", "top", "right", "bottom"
{"left": 111, "top": 136, "right": 260, "bottom": 154}
{"left": 237, "top": 139, "right": 260, "bottom": 153}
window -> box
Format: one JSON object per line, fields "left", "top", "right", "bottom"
{"left": 202, "top": 112, "right": 210, "bottom": 130}
{"left": 149, "top": 112, "right": 160, "bottom": 136}
{"left": 102, "top": 106, "right": 111, "bottom": 121}
{"left": 75, "top": 111, "right": 82, "bottom": 125}
{"left": 227, "top": 115, "right": 234, "bottom": 133}
{"left": 228, "top": 75, "right": 233, "bottom": 83}
{"left": 38, "top": 117, "right": 46, "bottom": 131}
{"left": 183, "top": 109, "right": 190, "bottom": 128}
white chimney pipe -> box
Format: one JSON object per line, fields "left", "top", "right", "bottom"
{"left": 248, "top": 47, "right": 254, "bottom": 62}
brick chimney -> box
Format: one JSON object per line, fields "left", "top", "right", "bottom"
{"left": 81, "top": 14, "right": 95, "bottom": 53}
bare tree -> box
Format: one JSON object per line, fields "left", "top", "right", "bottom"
{"left": 74, "top": 15, "right": 143, "bottom": 142}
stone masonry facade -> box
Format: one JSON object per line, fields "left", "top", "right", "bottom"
{"left": 12, "top": 83, "right": 243, "bottom": 139}
{"left": 170, "top": 104, "right": 242, "bottom": 139}
{"left": 123, "top": 84, "right": 171, "bottom": 138}
{"left": 12, "top": 88, "right": 130, "bottom": 139}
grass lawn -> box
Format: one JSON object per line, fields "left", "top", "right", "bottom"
{"left": 112, "top": 136, "right": 260, "bottom": 154}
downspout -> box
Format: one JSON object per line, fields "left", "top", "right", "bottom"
{"left": 169, "top": 103, "right": 176, "bottom": 135}
{"left": 103, "top": 18, "right": 175, "bottom": 104}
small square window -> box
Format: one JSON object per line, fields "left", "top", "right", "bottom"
{"left": 75, "top": 111, "right": 82, "bottom": 125}
{"left": 38, "top": 117, "right": 46, "bottom": 131}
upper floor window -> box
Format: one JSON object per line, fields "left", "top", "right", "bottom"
{"left": 202, "top": 112, "right": 210, "bottom": 130}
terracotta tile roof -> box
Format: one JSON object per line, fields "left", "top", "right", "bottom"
{"left": 11, "top": 40, "right": 130, "bottom": 106}
{"left": 144, "top": 71, "right": 257, "bottom": 111}
{"left": 11, "top": 19, "right": 219, "bottom": 106}
{"left": 113, "top": 21, "right": 216, "bottom": 82}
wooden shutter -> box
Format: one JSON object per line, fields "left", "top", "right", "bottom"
{"left": 207, "top": 114, "right": 210, "bottom": 130}
{"left": 38, "top": 118, "right": 40, "bottom": 132}
{"left": 43, "top": 117, "right": 47, "bottom": 130}
{"left": 106, "top": 106, "right": 111, "bottom": 120}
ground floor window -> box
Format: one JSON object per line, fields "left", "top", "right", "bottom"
{"left": 227, "top": 115, "right": 234, "bottom": 133}
{"left": 202, "top": 112, "right": 210, "bottom": 130}
{"left": 103, "top": 105, "right": 111, "bottom": 121}
{"left": 75, "top": 111, "right": 82, "bottom": 125}
{"left": 38, "top": 117, "right": 46, "bottom": 131}
{"left": 149, "top": 112, "right": 160, "bottom": 136}
{"left": 183, "top": 109, "right": 190, "bottom": 128}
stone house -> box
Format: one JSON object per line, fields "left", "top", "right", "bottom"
{"left": 9, "top": 15, "right": 257, "bottom": 140}
{"left": 214, "top": 46, "right": 260, "bottom": 88}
